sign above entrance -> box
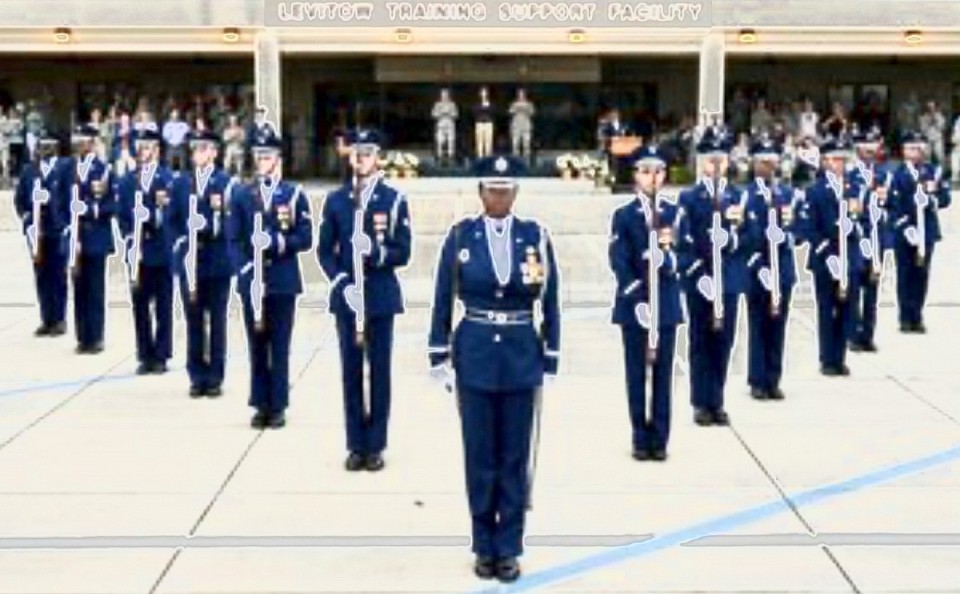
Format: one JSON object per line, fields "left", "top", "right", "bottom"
{"left": 265, "top": 0, "right": 712, "bottom": 27}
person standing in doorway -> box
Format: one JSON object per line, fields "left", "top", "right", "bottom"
{"left": 474, "top": 86, "right": 494, "bottom": 159}
{"left": 432, "top": 88, "right": 458, "bottom": 167}
{"left": 509, "top": 88, "right": 535, "bottom": 163}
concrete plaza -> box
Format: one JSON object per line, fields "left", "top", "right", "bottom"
{"left": 0, "top": 179, "right": 957, "bottom": 593}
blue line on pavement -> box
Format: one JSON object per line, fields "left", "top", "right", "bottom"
{"left": 466, "top": 444, "right": 960, "bottom": 593}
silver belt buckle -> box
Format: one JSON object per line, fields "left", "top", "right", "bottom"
{"left": 495, "top": 313, "right": 507, "bottom": 324}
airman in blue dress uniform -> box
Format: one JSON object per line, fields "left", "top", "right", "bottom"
{"left": 608, "top": 145, "right": 682, "bottom": 461}
{"left": 849, "top": 127, "right": 892, "bottom": 351}
{"left": 888, "top": 130, "right": 951, "bottom": 334}
{"left": 14, "top": 129, "right": 67, "bottom": 337}
{"left": 228, "top": 126, "right": 313, "bottom": 429}
{"left": 169, "top": 129, "right": 238, "bottom": 397}
{"left": 118, "top": 123, "right": 176, "bottom": 374}
{"left": 805, "top": 137, "right": 867, "bottom": 376}
{"left": 744, "top": 138, "right": 799, "bottom": 400}
{"left": 62, "top": 124, "right": 116, "bottom": 354}
{"left": 677, "top": 127, "right": 755, "bottom": 426}
{"left": 428, "top": 155, "right": 560, "bottom": 583}
{"left": 317, "top": 129, "right": 412, "bottom": 473}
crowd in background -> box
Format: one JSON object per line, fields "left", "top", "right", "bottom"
{"left": 0, "top": 89, "right": 259, "bottom": 188}
{"left": 3, "top": 86, "right": 960, "bottom": 186}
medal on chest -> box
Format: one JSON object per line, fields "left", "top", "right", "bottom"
{"left": 276, "top": 203, "right": 292, "bottom": 231}
{"left": 373, "top": 212, "right": 388, "bottom": 244}
{"left": 521, "top": 245, "right": 544, "bottom": 285}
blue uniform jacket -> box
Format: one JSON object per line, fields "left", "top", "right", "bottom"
{"left": 168, "top": 168, "right": 237, "bottom": 280}
{"left": 888, "top": 162, "right": 951, "bottom": 248}
{"left": 228, "top": 178, "right": 313, "bottom": 297}
{"left": 116, "top": 163, "right": 176, "bottom": 268}
{"left": 744, "top": 179, "right": 800, "bottom": 290}
{"left": 316, "top": 177, "right": 412, "bottom": 319}
{"left": 850, "top": 160, "right": 895, "bottom": 251}
{"left": 58, "top": 154, "right": 116, "bottom": 257}
{"left": 805, "top": 172, "right": 869, "bottom": 275}
{"left": 428, "top": 215, "right": 561, "bottom": 391}
{"left": 14, "top": 157, "right": 66, "bottom": 240}
{"left": 608, "top": 193, "right": 683, "bottom": 327}
{"left": 676, "top": 180, "right": 757, "bottom": 296}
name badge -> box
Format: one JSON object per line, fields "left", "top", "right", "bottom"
{"left": 92, "top": 179, "right": 106, "bottom": 198}
{"left": 373, "top": 212, "right": 388, "bottom": 232}
{"left": 210, "top": 193, "right": 223, "bottom": 210}
{"left": 156, "top": 189, "right": 169, "bottom": 207}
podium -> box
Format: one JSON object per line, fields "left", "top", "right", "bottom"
{"left": 608, "top": 135, "right": 641, "bottom": 192}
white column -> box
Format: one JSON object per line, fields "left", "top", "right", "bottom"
{"left": 255, "top": 29, "right": 282, "bottom": 134}
{"left": 697, "top": 31, "right": 725, "bottom": 128}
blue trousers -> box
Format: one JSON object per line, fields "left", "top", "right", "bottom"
{"left": 685, "top": 290, "right": 739, "bottom": 412}
{"left": 131, "top": 264, "right": 173, "bottom": 364}
{"left": 813, "top": 269, "right": 859, "bottom": 368}
{"left": 620, "top": 324, "right": 677, "bottom": 451}
{"left": 335, "top": 315, "right": 395, "bottom": 454}
{"left": 894, "top": 242, "right": 934, "bottom": 325}
{"left": 32, "top": 236, "right": 67, "bottom": 327}
{"left": 853, "top": 268, "right": 879, "bottom": 344}
{"left": 747, "top": 286, "right": 792, "bottom": 391}
{"left": 72, "top": 254, "right": 107, "bottom": 348}
{"left": 458, "top": 387, "right": 535, "bottom": 559}
{"left": 240, "top": 293, "right": 296, "bottom": 414}
{"left": 180, "top": 276, "right": 230, "bottom": 389}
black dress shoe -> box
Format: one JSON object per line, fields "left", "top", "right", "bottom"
{"left": 694, "top": 408, "right": 714, "bottom": 426}
{"left": 862, "top": 342, "right": 878, "bottom": 353}
{"left": 75, "top": 344, "right": 88, "bottom": 354}
{"left": 267, "top": 412, "right": 286, "bottom": 429}
{"left": 205, "top": 385, "right": 223, "bottom": 398}
{"left": 849, "top": 342, "right": 864, "bottom": 353}
{"left": 750, "top": 387, "right": 769, "bottom": 400}
{"left": 136, "top": 362, "right": 152, "bottom": 376}
{"left": 189, "top": 385, "right": 205, "bottom": 398}
{"left": 496, "top": 557, "right": 521, "bottom": 583}
{"left": 151, "top": 361, "right": 168, "bottom": 374}
{"left": 650, "top": 449, "right": 668, "bottom": 461}
{"left": 838, "top": 364, "right": 851, "bottom": 376}
{"left": 914, "top": 322, "right": 927, "bottom": 334}
{"left": 250, "top": 410, "right": 268, "bottom": 429}
{"left": 473, "top": 556, "right": 496, "bottom": 580}
{"left": 821, "top": 365, "right": 839, "bottom": 377}
{"left": 632, "top": 448, "right": 650, "bottom": 461}
{"left": 365, "top": 453, "right": 385, "bottom": 472}
{"left": 88, "top": 342, "right": 104, "bottom": 354}
{"left": 345, "top": 452, "right": 365, "bottom": 472}
{"left": 34, "top": 325, "right": 50, "bottom": 337}
{"left": 48, "top": 322, "right": 67, "bottom": 336}
{"left": 768, "top": 387, "right": 785, "bottom": 401}
{"left": 712, "top": 409, "right": 730, "bottom": 426}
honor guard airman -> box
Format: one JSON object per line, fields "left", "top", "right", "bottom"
{"left": 228, "top": 127, "right": 313, "bottom": 429}
{"left": 608, "top": 145, "right": 682, "bottom": 461}
{"left": 14, "top": 129, "right": 67, "bottom": 337}
{"left": 805, "top": 137, "right": 867, "bottom": 376}
{"left": 849, "top": 127, "right": 892, "bottom": 351}
{"left": 744, "top": 138, "right": 799, "bottom": 400}
{"left": 118, "top": 123, "right": 176, "bottom": 375}
{"left": 317, "top": 129, "right": 412, "bottom": 473}
{"left": 677, "top": 127, "right": 754, "bottom": 426}
{"left": 169, "top": 129, "right": 237, "bottom": 397}
{"left": 62, "top": 124, "right": 116, "bottom": 354}
{"left": 428, "top": 155, "right": 560, "bottom": 583}
{"left": 888, "top": 130, "right": 951, "bottom": 334}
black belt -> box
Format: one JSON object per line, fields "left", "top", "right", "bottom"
{"left": 464, "top": 308, "right": 533, "bottom": 325}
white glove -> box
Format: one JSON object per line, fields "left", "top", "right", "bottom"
{"left": 543, "top": 373, "right": 558, "bottom": 389}
{"left": 429, "top": 364, "right": 456, "bottom": 394}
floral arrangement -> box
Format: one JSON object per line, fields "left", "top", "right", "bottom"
{"left": 555, "top": 153, "right": 606, "bottom": 180}
{"left": 380, "top": 151, "right": 421, "bottom": 178}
